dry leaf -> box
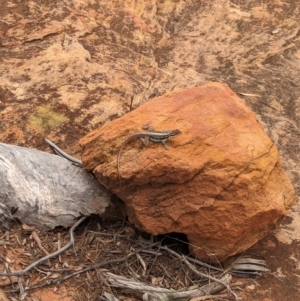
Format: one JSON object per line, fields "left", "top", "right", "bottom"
{"left": 237, "top": 92, "right": 260, "bottom": 97}
{"left": 22, "top": 224, "right": 36, "bottom": 232}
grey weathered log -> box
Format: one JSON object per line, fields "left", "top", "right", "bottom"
{"left": 105, "top": 272, "right": 232, "bottom": 301}
{"left": 0, "top": 142, "right": 111, "bottom": 231}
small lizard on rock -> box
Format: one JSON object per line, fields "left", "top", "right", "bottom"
{"left": 117, "top": 124, "right": 181, "bottom": 184}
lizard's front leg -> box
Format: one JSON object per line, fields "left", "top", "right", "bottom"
{"left": 140, "top": 136, "right": 149, "bottom": 147}
{"left": 141, "top": 124, "right": 152, "bottom": 147}
{"left": 161, "top": 139, "right": 169, "bottom": 150}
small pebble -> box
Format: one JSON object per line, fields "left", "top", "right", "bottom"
{"left": 272, "top": 28, "right": 281, "bottom": 34}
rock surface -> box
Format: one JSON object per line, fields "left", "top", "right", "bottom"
{"left": 80, "top": 82, "right": 296, "bottom": 261}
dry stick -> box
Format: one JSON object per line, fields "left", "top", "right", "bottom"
{"left": 0, "top": 241, "right": 14, "bottom": 246}
{"left": 160, "top": 246, "right": 240, "bottom": 300}
{"left": 18, "top": 277, "right": 25, "bottom": 298}
{"left": 145, "top": 247, "right": 160, "bottom": 278}
{"left": 158, "top": 263, "right": 175, "bottom": 282}
{"left": 36, "top": 267, "right": 72, "bottom": 273}
{"left": 159, "top": 241, "right": 224, "bottom": 273}
{"left": 184, "top": 255, "right": 224, "bottom": 273}
{"left": 182, "top": 257, "right": 240, "bottom": 300}
{"left": 160, "top": 245, "right": 223, "bottom": 274}
{"left": 57, "top": 233, "right": 62, "bottom": 263}
{"left": 0, "top": 232, "right": 7, "bottom": 240}
{"left": 5, "top": 243, "right": 160, "bottom": 294}
{"left": 136, "top": 253, "right": 146, "bottom": 275}
{"left": 0, "top": 216, "right": 87, "bottom": 277}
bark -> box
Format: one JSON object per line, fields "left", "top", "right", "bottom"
{"left": 0, "top": 142, "right": 111, "bottom": 231}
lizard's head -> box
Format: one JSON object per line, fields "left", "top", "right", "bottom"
{"left": 170, "top": 129, "right": 182, "bottom": 138}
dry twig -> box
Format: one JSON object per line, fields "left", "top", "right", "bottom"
{"left": 0, "top": 216, "right": 87, "bottom": 277}
{"left": 4, "top": 243, "right": 160, "bottom": 294}
{"left": 182, "top": 256, "right": 240, "bottom": 300}
{"left": 160, "top": 246, "right": 240, "bottom": 300}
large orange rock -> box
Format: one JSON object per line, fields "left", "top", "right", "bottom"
{"left": 79, "top": 82, "right": 296, "bottom": 262}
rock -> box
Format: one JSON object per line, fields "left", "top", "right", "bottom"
{"left": 80, "top": 82, "right": 296, "bottom": 262}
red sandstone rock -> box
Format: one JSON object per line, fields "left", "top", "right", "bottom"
{"left": 79, "top": 82, "right": 296, "bottom": 262}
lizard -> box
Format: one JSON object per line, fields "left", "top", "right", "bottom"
{"left": 117, "top": 124, "right": 182, "bottom": 185}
